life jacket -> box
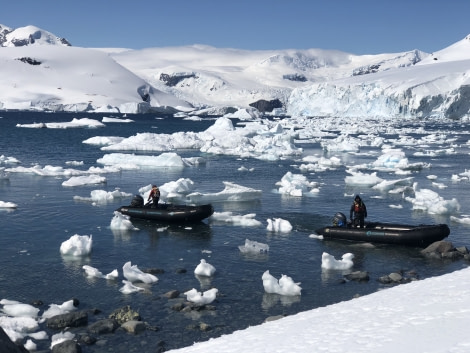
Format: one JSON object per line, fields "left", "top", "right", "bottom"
{"left": 354, "top": 201, "right": 365, "bottom": 213}
{"left": 151, "top": 187, "right": 160, "bottom": 197}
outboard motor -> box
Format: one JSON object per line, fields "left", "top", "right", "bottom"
{"left": 130, "top": 195, "right": 144, "bottom": 207}
{"left": 332, "top": 212, "right": 347, "bottom": 227}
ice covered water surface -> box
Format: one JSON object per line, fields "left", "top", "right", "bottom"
{"left": 1, "top": 112, "right": 469, "bottom": 351}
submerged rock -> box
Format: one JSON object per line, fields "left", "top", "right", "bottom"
{"left": 88, "top": 319, "right": 119, "bottom": 334}
{"left": 108, "top": 305, "right": 141, "bottom": 324}
{"left": 46, "top": 311, "right": 88, "bottom": 329}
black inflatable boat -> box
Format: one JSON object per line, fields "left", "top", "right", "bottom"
{"left": 315, "top": 212, "right": 450, "bottom": 247}
{"left": 116, "top": 195, "right": 214, "bottom": 223}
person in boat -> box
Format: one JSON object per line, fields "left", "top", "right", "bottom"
{"left": 350, "top": 195, "right": 367, "bottom": 228}
{"left": 147, "top": 185, "right": 160, "bottom": 208}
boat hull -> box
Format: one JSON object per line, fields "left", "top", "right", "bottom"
{"left": 116, "top": 204, "right": 214, "bottom": 223}
{"left": 316, "top": 222, "right": 450, "bottom": 247}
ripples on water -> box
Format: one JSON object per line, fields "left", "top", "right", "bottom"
{"left": 0, "top": 112, "right": 469, "bottom": 351}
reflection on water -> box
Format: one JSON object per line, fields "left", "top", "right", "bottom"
{"left": 262, "top": 293, "right": 301, "bottom": 311}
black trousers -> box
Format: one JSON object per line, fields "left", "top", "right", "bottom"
{"left": 353, "top": 214, "right": 365, "bottom": 228}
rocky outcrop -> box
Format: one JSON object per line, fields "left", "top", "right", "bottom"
{"left": 160, "top": 73, "right": 197, "bottom": 87}
{"left": 421, "top": 240, "right": 469, "bottom": 260}
{"left": 283, "top": 73, "right": 307, "bottom": 82}
{"left": 249, "top": 99, "right": 283, "bottom": 113}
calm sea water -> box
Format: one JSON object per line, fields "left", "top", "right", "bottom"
{"left": 0, "top": 112, "right": 469, "bottom": 352}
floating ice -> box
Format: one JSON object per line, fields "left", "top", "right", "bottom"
{"left": 321, "top": 252, "right": 354, "bottom": 270}
{"left": 405, "top": 183, "right": 460, "bottom": 215}
{"left": 371, "top": 148, "right": 430, "bottom": 172}
{"left": 266, "top": 218, "right": 293, "bottom": 233}
{"left": 97, "top": 152, "right": 186, "bottom": 169}
{"left": 372, "top": 177, "right": 414, "bottom": 192}
{"left": 122, "top": 261, "right": 158, "bottom": 283}
{"left": 110, "top": 211, "right": 139, "bottom": 231}
{"left": 119, "top": 280, "right": 145, "bottom": 294}
{"left": 262, "top": 270, "right": 301, "bottom": 296}
{"left": 17, "top": 117, "right": 105, "bottom": 129}
{"left": 50, "top": 331, "right": 75, "bottom": 349}
{"left": 62, "top": 174, "right": 107, "bottom": 187}
{"left": 321, "top": 134, "right": 361, "bottom": 152}
{"left": 1, "top": 303, "right": 39, "bottom": 318}
{"left": 59, "top": 234, "right": 92, "bottom": 256}
{"left": 0, "top": 155, "right": 20, "bottom": 164}
{"left": 345, "top": 170, "right": 383, "bottom": 187}
{"left": 6, "top": 164, "right": 119, "bottom": 177}
{"left": 187, "top": 181, "right": 262, "bottom": 203}
{"left": 42, "top": 300, "right": 77, "bottom": 319}
{"left": 102, "top": 116, "right": 134, "bottom": 123}
{"left": 450, "top": 216, "right": 470, "bottom": 224}
{"left": 82, "top": 265, "right": 104, "bottom": 278}
{"left": 194, "top": 259, "right": 216, "bottom": 277}
{"left": 276, "top": 171, "right": 319, "bottom": 196}
{"left": 298, "top": 155, "right": 342, "bottom": 172}
{"left": 210, "top": 212, "right": 262, "bottom": 227}
{"left": 0, "top": 201, "right": 17, "bottom": 208}
{"left": 184, "top": 288, "right": 218, "bottom": 304}
{"left": 74, "top": 188, "right": 132, "bottom": 203}
{"left": 0, "top": 315, "right": 40, "bottom": 343}
{"left": 83, "top": 136, "right": 126, "bottom": 146}
{"left": 238, "top": 239, "right": 269, "bottom": 254}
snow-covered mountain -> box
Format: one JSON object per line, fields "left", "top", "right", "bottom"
{"left": 0, "top": 24, "right": 71, "bottom": 47}
{"left": 106, "top": 45, "right": 426, "bottom": 111}
{"left": 0, "top": 23, "right": 469, "bottom": 119}
{"left": 0, "top": 24, "right": 192, "bottom": 114}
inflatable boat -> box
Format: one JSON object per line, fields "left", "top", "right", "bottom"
{"left": 116, "top": 195, "right": 214, "bottom": 223}
{"left": 315, "top": 212, "right": 450, "bottom": 247}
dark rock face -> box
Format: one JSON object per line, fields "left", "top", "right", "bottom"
{"left": 249, "top": 99, "right": 283, "bottom": 113}
{"left": 0, "top": 327, "right": 29, "bottom": 353}
{"left": 282, "top": 73, "right": 307, "bottom": 82}
{"left": 16, "top": 57, "right": 42, "bottom": 65}
{"left": 160, "top": 73, "right": 197, "bottom": 87}
{"left": 353, "top": 64, "right": 381, "bottom": 76}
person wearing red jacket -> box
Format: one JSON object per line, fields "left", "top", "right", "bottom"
{"left": 350, "top": 195, "right": 367, "bottom": 228}
{"left": 148, "top": 185, "right": 160, "bottom": 208}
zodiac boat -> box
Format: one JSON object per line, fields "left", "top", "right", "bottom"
{"left": 315, "top": 212, "right": 450, "bottom": 247}
{"left": 116, "top": 195, "right": 214, "bottom": 223}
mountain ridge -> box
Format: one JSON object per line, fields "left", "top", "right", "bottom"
{"left": 0, "top": 23, "right": 469, "bottom": 119}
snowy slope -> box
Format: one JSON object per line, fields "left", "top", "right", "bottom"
{"left": 108, "top": 45, "right": 426, "bottom": 109}
{"left": 0, "top": 45, "right": 192, "bottom": 113}
{"left": 0, "top": 24, "right": 192, "bottom": 113}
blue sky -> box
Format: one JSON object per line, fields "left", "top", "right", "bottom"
{"left": 3, "top": 0, "right": 469, "bottom": 54}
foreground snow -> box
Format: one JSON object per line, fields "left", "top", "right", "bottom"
{"left": 169, "top": 266, "right": 470, "bottom": 353}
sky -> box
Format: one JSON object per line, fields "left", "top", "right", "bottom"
{"left": 2, "top": 0, "right": 470, "bottom": 54}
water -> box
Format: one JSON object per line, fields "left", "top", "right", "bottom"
{"left": 0, "top": 112, "right": 469, "bottom": 352}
